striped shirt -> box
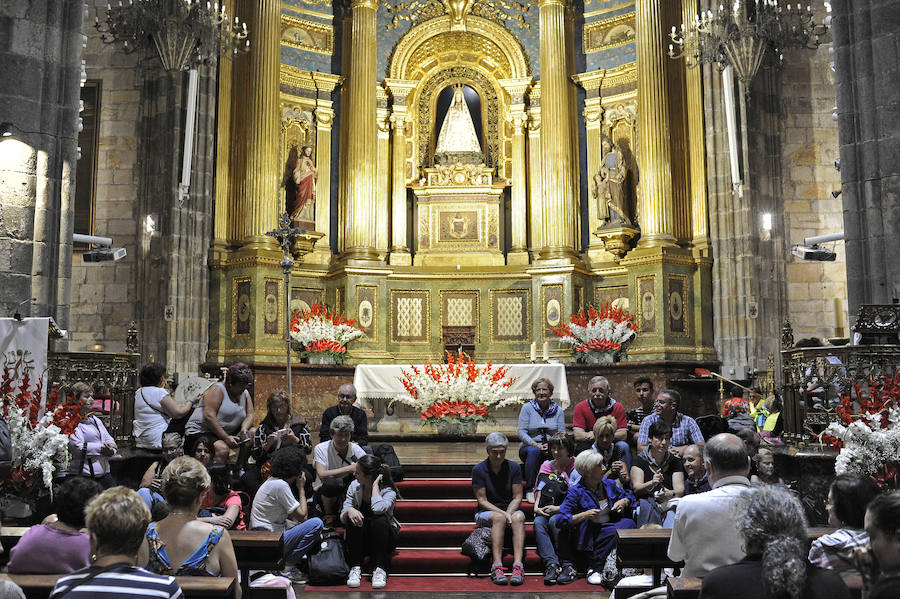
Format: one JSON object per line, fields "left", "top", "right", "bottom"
{"left": 49, "top": 565, "right": 182, "bottom": 599}
{"left": 637, "top": 412, "right": 704, "bottom": 447}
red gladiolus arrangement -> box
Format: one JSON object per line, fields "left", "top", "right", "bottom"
{"left": 396, "top": 353, "right": 520, "bottom": 433}
{"left": 551, "top": 302, "right": 638, "bottom": 362}
{"left": 289, "top": 302, "right": 364, "bottom": 364}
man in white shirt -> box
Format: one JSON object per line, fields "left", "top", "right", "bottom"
{"left": 313, "top": 415, "right": 366, "bottom": 520}
{"left": 667, "top": 432, "right": 752, "bottom": 578}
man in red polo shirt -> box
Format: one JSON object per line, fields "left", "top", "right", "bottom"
{"left": 572, "top": 376, "right": 629, "bottom": 464}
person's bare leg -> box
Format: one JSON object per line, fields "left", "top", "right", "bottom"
{"left": 511, "top": 510, "right": 526, "bottom": 564}
{"left": 491, "top": 512, "right": 506, "bottom": 565}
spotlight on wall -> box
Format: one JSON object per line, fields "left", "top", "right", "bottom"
{"left": 0, "top": 122, "right": 12, "bottom": 138}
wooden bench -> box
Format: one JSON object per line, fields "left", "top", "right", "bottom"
{"left": 667, "top": 574, "right": 863, "bottom": 599}
{"left": 228, "top": 530, "right": 284, "bottom": 598}
{"left": 617, "top": 527, "right": 837, "bottom": 587}
{"left": 0, "top": 573, "right": 236, "bottom": 599}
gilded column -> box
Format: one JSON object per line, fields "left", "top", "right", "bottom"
{"left": 385, "top": 79, "right": 416, "bottom": 266}
{"left": 307, "top": 72, "right": 340, "bottom": 264}
{"left": 213, "top": 0, "right": 234, "bottom": 249}
{"left": 683, "top": 0, "right": 708, "bottom": 250}
{"left": 527, "top": 85, "right": 543, "bottom": 257}
{"left": 238, "top": 0, "right": 281, "bottom": 248}
{"left": 538, "top": 0, "right": 578, "bottom": 260}
{"left": 341, "top": 0, "right": 379, "bottom": 261}
{"left": 635, "top": 0, "right": 677, "bottom": 248}
{"left": 501, "top": 78, "right": 532, "bottom": 265}
{"left": 375, "top": 85, "right": 391, "bottom": 259}
{"left": 573, "top": 71, "right": 607, "bottom": 262}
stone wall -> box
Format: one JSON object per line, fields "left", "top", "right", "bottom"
{"left": 68, "top": 0, "right": 142, "bottom": 352}
{"left": 780, "top": 9, "right": 848, "bottom": 342}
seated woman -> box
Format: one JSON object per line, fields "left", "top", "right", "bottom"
{"left": 342, "top": 454, "right": 400, "bottom": 590}
{"left": 138, "top": 433, "right": 184, "bottom": 509}
{"left": 808, "top": 474, "right": 879, "bottom": 582}
{"left": 133, "top": 362, "right": 198, "bottom": 451}
{"left": 250, "top": 445, "right": 324, "bottom": 583}
{"left": 51, "top": 488, "right": 183, "bottom": 599}
{"left": 534, "top": 432, "right": 577, "bottom": 585}
{"left": 702, "top": 485, "right": 849, "bottom": 599}
{"left": 591, "top": 416, "right": 630, "bottom": 487}
{"left": 751, "top": 448, "right": 785, "bottom": 485}
{"left": 138, "top": 456, "right": 241, "bottom": 599}
{"left": 246, "top": 391, "right": 313, "bottom": 492}
{"left": 865, "top": 491, "right": 900, "bottom": 599}
{"left": 188, "top": 435, "right": 215, "bottom": 468}
{"left": 630, "top": 419, "right": 683, "bottom": 528}
{"left": 199, "top": 465, "right": 247, "bottom": 530}
{"left": 8, "top": 477, "right": 102, "bottom": 574}
{"left": 185, "top": 363, "right": 255, "bottom": 464}
{"left": 517, "top": 378, "right": 566, "bottom": 491}
{"left": 68, "top": 382, "right": 118, "bottom": 488}
{"left": 557, "top": 450, "right": 636, "bottom": 586}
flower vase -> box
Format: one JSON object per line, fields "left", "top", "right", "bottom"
{"left": 434, "top": 419, "right": 461, "bottom": 436}
{"left": 458, "top": 420, "right": 478, "bottom": 436}
{"left": 584, "top": 352, "right": 615, "bottom": 364}
{"left": 308, "top": 354, "right": 337, "bottom": 365}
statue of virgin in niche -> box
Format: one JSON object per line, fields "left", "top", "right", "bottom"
{"left": 434, "top": 84, "right": 484, "bottom": 165}
{"left": 593, "top": 137, "right": 631, "bottom": 226}
{"left": 283, "top": 144, "right": 316, "bottom": 222}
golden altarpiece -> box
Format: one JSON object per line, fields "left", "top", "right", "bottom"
{"left": 207, "top": 0, "right": 716, "bottom": 366}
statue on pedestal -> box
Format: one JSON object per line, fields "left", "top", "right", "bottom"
{"left": 592, "top": 137, "right": 631, "bottom": 226}
{"left": 283, "top": 144, "right": 317, "bottom": 222}
{"left": 433, "top": 85, "right": 484, "bottom": 166}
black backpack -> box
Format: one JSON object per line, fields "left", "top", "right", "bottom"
{"left": 536, "top": 472, "right": 568, "bottom": 508}
{"left": 372, "top": 443, "right": 404, "bottom": 482}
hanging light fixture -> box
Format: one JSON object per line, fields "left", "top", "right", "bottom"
{"left": 668, "top": 0, "right": 828, "bottom": 85}
{"left": 95, "top": 0, "right": 249, "bottom": 72}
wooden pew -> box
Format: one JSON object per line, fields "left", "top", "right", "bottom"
{"left": 617, "top": 527, "right": 838, "bottom": 587}
{"left": 228, "top": 530, "right": 284, "bottom": 598}
{"left": 667, "top": 574, "right": 863, "bottom": 599}
{"left": 0, "top": 573, "right": 236, "bottom": 599}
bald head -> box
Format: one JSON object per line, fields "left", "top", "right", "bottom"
{"left": 704, "top": 433, "right": 750, "bottom": 483}
{"left": 337, "top": 384, "right": 357, "bottom": 412}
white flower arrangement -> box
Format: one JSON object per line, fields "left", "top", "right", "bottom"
{"left": 5, "top": 403, "right": 70, "bottom": 490}
{"left": 824, "top": 405, "right": 900, "bottom": 478}
{"left": 552, "top": 303, "right": 639, "bottom": 361}
{"left": 289, "top": 302, "right": 365, "bottom": 362}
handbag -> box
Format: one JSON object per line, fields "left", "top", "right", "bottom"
{"left": 307, "top": 530, "right": 349, "bottom": 586}
{"left": 140, "top": 389, "right": 195, "bottom": 436}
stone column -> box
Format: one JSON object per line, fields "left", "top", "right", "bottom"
{"left": 237, "top": 0, "right": 280, "bottom": 248}
{"left": 385, "top": 79, "right": 416, "bottom": 266}
{"left": 635, "top": 0, "right": 677, "bottom": 248}
{"left": 341, "top": 0, "right": 379, "bottom": 261}
{"left": 538, "top": 0, "right": 578, "bottom": 260}
{"left": 500, "top": 78, "right": 532, "bottom": 265}
{"left": 527, "top": 85, "right": 543, "bottom": 258}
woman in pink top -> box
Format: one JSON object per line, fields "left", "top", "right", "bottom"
{"left": 7, "top": 477, "right": 102, "bottom": 573}
{"left": 534, "top": 432, "right": 577, "bottom": 585}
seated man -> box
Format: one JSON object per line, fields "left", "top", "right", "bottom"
{"left": 682, "top": 444, "right": 711, "bottom": 495}
{"left": 573, "top": 376, "right": 629, "bottom": 460}
{"left": 313, "top": 415, "right": 366, "bottom": 520}
{"left": 636, "top": 388, "right": 704, "bottom": 457}
{"left": 668, "top": 432, "right": 752, "bottom": 577}
{"left": 472, "top": 432, "right": 526, "bottom": 587}
{"left": 318, "top": 384, "right": 368, "bottom": 446}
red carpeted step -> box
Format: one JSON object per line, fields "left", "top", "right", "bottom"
{"left": 390, "top": 548, "right": 543, "bottom": 574}
{"left": 397, "top": 477, "right": 473, "bottom": 499}
{"left": 399, "top": 523, "right": 536, "bottom": 546}
{"left": 394, "top": 500, "right": 534, "bottom": 522}
{"left": 305, "top": 574, "right": 611, "bottom": 594}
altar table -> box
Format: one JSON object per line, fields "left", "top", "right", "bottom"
{"left": 354, "top": 363, "right": 570, "bottom": 408}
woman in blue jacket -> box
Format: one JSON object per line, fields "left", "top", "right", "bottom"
{"left": 557, "top": 450, "right": 636, "bottom": 585}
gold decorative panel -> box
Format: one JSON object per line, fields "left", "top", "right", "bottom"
{"left": 264, "top": 279, "right": 280, "bottom": 336}
{"left": 667, "top": 275, "right": 689, "bottom": 337}
{"left": 335, "top": 287, "right": 345, "bottom": 315}
{"left": 438, "top": 211, "right": 480, "bottom": 242}
{"left": 594, "top": 285, "right": 629, "bottom": 310}
{"left": 280, "top": 15, "right": 333, "bottom": 55}
{"left": 290, "top": 287, "right": 325, "bottom": 316}
{"left": 541, "top": 284, "right": 564, "bottom": 340}
{"left": 637, "top": 275, "right": 656, "bottom": 334}
{"left": 584, "top": 13, "right": 636, "bottom": 54}
{"left": 356, "top": 285, "right": 377, "bottom": 342}
{"left": 490, "top": 288, "right": 530, "bottom": 343}
{"left": 233, "top": 278, "right": 251, "bottom": 336}
{"left": 390, "top": 289, "right": 431, "bottom": 344}
{"left": 441, "top": 291, "right": 480, "bottom": 335}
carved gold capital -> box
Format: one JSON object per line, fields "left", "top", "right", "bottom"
{"left": 583, "top": 98, "right": 603, "bottom": 126}
{"left": 350, "top": 0, "right": 378, "bottom": 9}
{"left": 573, "top": 69, "right": 605, "bottom": 93}
{"left": 314, "top": 106, "right": 334, "bottom": 127}
{"left": 538, "top": 0, "right": 568, "bottom": 7}
{"left": 312, "top": 72, "right": 342, "bottom": 94}
{"left": 499, "top": 77, "right": 533, "bottom": 105}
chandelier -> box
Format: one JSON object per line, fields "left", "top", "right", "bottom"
{"left": 668, "top": 0, "right": 828, "bottom": 84}
{"left": 95, "top": 0, "right": 249, "bottom": 72}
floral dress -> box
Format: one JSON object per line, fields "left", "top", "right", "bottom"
{"left": 145, "top": 522, "right": 224, "bottom": 576}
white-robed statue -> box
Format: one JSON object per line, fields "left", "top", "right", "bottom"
{"left": 434, "top": 85, "right": 484, "bottom": 165}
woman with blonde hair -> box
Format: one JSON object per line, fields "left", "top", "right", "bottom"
{"left": 138, "top": 457, "right": 241, "bottom": 598}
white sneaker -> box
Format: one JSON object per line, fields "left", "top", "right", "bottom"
{"left": 372, "top": 567, "right": 387, "bottom": 589}
{"left": 347, "top": 566, "right": 362, "bottom": 588}
{"left": 586, "top": 569, "right": 604, "bottom": 585}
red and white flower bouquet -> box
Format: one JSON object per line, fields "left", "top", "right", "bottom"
{"left": 289, "top": 302, "right": 365, "bottom": 364}
{"left": 551, "top": 302, "right": 639, "bottom": 363}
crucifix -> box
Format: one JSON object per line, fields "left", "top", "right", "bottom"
{"left": 266, "top": 212, "right": 303, "bottom": 402}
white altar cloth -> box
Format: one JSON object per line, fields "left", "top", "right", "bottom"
{"left": 353, "top": 363, "right": 570, "bottom": 409}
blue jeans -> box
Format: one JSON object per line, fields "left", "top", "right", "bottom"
{"left": 283, "top": 517, "right": 324, "bottom": 564}
{"left": 534, "top": 513, "right": 573, "bottom": 568}
{"left": 635, "top": 498, "right": 676, "bottom": 528}
{"left": 519, "top": 444, "right": 546, "bottom": 490}
{"left": 138, "top": 487, "right": 165, "bottom": 509}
